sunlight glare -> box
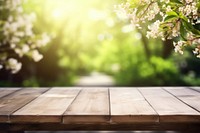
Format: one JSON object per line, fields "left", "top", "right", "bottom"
{"left": 52, "top": 9, "right": 62, "bottom": 19}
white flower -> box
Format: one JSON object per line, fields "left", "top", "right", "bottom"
{"left": 146, "top": 20, "right": 163, "bottom": 38}
{"left": 31, "top": 50, "right": 43, "bottom": 62}
{"left": 144, "top": 2, "right": 160, "bottom": 21}
{"left": 193, "top": 48, "right": 199, "bottom": 54}
{"left": 193, "top": 47, "right": 200, "bottom": 58}
{"left": 172, "top": 21, "right": 180, "bottom": 37}
{"left": 0, "top": 0, "right": 49, "bottom": 73}
{"left": 166, "top": 6, "right": 172, "bottom": 12}
{"left": 22, "top": 44, "right": 30, "bottom": 53}
{"left": 173, "top": 41, "right": 184, "bottom": 54}
{"left": 11, "top": 37, "right": 20, "bottom": 43}
{"left": 114, "top": 3, "right": 130, "bottom": 20}
{"left": 185, "top": 0, "right": 193, "bottom": 4}
{"left": 6, "top": 58, "right": 22, "bottom": 74}
{"left": 15, "top": 48, "right": 23, "bottom": 57}
{"left": 10, "top": 43, "right": 16, "bottom": 48}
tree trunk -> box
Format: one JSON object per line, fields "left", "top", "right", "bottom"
{"left": 162, "top": 39, "right": 174, "bottom": 58}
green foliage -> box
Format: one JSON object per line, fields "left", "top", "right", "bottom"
{"left": 22, "top": 77, "right": 39, "bottom": 87}
{"left": 1, "top": 0, "right": 200, "bottom": 87}
{"left": 115, "top": 57, "right": 184, "bottom": 86}
{"left": 93, "top": 28, "right": 184, "bottom": 86}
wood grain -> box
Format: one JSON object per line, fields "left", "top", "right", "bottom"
{"left": 0, "top": 88, "right": 48, "bottom": 122}
{"left": 110, "top": 87, "right": 158, "bottom": 123}
{"left": 0, "top": 88, "right": 20, "bottom": 98}
{"left": 11, "top": 87, "right": 80, "bottom": 123}
{"left": 63, "top": 88, "right": 109, "bottom": 123}
{"left": 139, "top": 87, "right": 200, "bottom": 122}
{"left": 165, "top": 87, "right": 200, "bottom": 112}
{"left": 190, "top": 86, "right": 200, "bottom": 92}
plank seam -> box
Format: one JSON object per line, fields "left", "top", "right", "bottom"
{"left": 0, "top": 88, "right": 22, "bottom": 99}
{"left": 189, "top": 87, "right": 200, "bottom": 93}
{"left": 163, "top": 87, "right": 200, "bottom": 113}
{"left": 8, "top": 87, "right": 51, "bottom": 122}
{"left": 61, "top": 88, "right": 82, "bottom": 124}
{"left": 137, "top": 87, "right": 160, "bottom": 123}
{"left": 108, "top": 87, "right": 111, "bottom": 123}
{"left": 0, "top": 88, "right": 23, "bottom": 123}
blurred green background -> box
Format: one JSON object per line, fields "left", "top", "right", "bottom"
{"left": 1, "top": 0, "right": 200, "bottom": 87}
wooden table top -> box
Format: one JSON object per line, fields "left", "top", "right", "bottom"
{"left": 0, "top": 87, "right": 200, "bottom": 125}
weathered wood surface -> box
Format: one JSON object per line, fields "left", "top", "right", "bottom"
{"left": 110, "top": 87, "right": 158, "bottom": 123}
{"left": 11, "top": 87, "right": 80, "bottom": 123}
{"left": 0, "top": 87, "right": 200, "bottom": 131}
{"left": 139, "top": 87, "right": 200, "bottom": 122}
{"left": 63, "top": 88, "right": 109, "bottom": 123}
{"left": 0, "top": 88, "right": 48, "bottom": 122}
{"left": 0, "top": 88, "right": 20, "bottom": 98}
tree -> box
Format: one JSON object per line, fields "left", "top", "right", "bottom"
{"left": 0, "top": 0, "right": 50, "bottom": 74}
{"left": 116, "top": 0, "right": 200, "bottom": 58}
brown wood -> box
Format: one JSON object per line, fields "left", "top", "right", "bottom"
{"left": 3, "top": 131, "right": 24, "bottom": 133}
{"left": 110, "top": 87, "right": 158, "bottom": 123}
{"left": 164, "top": 87, "right": 200, "bottom": 112}
{"left": 0, "top": 88, "right": 48, "bottom": 122}
{"left": 138, "top": 87, "right": 200, "bottom": 122}
{"left": 0, "top": 123, "right": 200, "bottom": 131}
{"left": 0, "top": 88, "right": 20, "bottom": 98}
{"left": 190, "top": 86, "right": 200, "bottom": 92}
{"left": 11, "top": 87, "right": 80, "bottom": 123}
{"left": 0, "top": 132, "right": 24, "bottom": 133}
{"left": 63, "top": 88, "right": 109, "bottom": 123}
{"left": 0, "top": 87, "right": 200, "bottom": 131}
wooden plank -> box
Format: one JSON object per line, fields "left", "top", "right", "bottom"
{"left": 1, "top": 123, "right": 200, "bottom": 131}
{"left": 0, "top": 88, "right": 20, "bottom": 98}
{"left": 63, "top": 88, "right": 109, "bottom": 123}
{"left": 0, "top": 88, "right": 48, "bottom": 123}
{"left": 110, "top": 87, "right": 158, "bottom": 123}
{"left": 165, "top": 87, "right": 200, "bottom": 112}
{"left": 11, "top": 87, "right": 80, "bottom": 123}
{"left": 139, "top": 87, "right": 200, "bottom": 122}
{"left": 190, "top": 86, "right": 200, "bottom": 92}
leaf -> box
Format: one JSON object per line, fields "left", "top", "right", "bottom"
{"left": 166, "top": 11, "right": 178, "bottom": 17}
{"left": 164, "top": 15, "right": 178, "bottom": 22}
{"left": 180, "top": 22, "right": 187, "bottom": 41}
{"left": 170, "top": 0, "right": 182, "bottom": 4}
{"left": 182, "top": 19, "right": 200, "bottom": 35}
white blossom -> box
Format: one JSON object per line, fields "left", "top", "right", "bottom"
{"left": 172, "top": 21, "right": 180, "bottom": 37}
{"left": 0, "top": 0, "right": 50, "bottom": 73}
{"left": 186, "top": 0, "right": 193, "bottom": 4}
{"left": 31, "top": 50, "right": 43, "bottom": 62}
{"left": 36, "top": 33, "right": 51, "bottom": 47}
{"left": 22, "top": 44, "right": 30, "bottom": 53}
{"left": 173, "top": 41, "right": 184, "bottom": 55}
{"left": 166, "top": 5, "right": 172, "bottom": 12}
{"left": 146, "top": 20, "right": 163, "bottom": 39}
{"left": 116, "top": 0, "right": 200, "bottom": 58}
{"left": 6, "top": 58, "right": 22, "bottom": 74}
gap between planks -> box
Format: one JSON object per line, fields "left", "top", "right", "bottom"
{"left": 63, "top": 87, "right": 110, "bottom": 124}
{"left": 11, "top": 87, "right": 81, "bottom": 123}
{"left": 139, "top": 87, "right": 200, "bottom": 123}
{"left": 1, "top": 87, "right": 200, "bottom": 124}
{"left": 164, "top": 87, "right": 200, "bottom": 114}
{"left": 0, "top": 88, "right": 49, "bottom": 122}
